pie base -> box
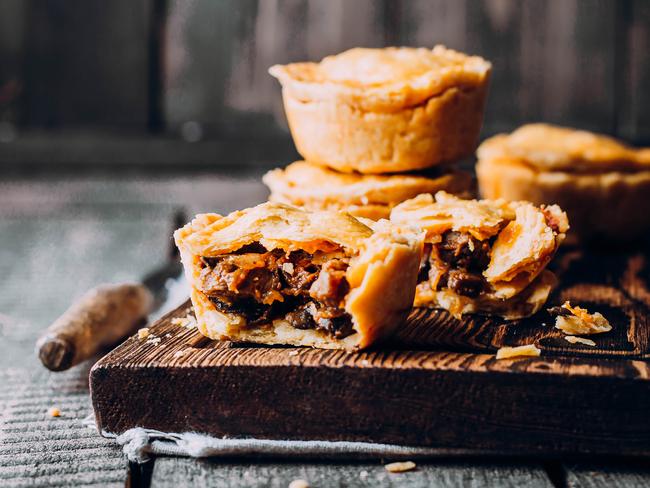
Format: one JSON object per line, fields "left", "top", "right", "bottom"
{"left": 477, "top": 157, "right": 650, "bottom": 241}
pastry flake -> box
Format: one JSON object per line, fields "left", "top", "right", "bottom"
{"left": 564, "top": 336, "right": 596, "bottom": 347}
{"left": 263, "top": 161, "right": 473, "bottom": 220}
{"left": 175, "top": 202, "right": 423, "bottom": 350}
{"left": 477, "top": 123, "right": 650, "bottom": 241}
{"left": 269, "top": 46, "right": 491, "bottom": 173}
{"left": 391, "top": 192, "right": 568, "bottom": 319}
{"left": 551, "top": 302, "right": 612, "bottom": 335}
{"left": 496, "top": 344, "right": 541, "bottom": 360}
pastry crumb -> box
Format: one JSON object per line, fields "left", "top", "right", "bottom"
{"left": 137, "top": 327, "right": 150, "bottom": 340}
{"left": 288, "top": 350, "right": 299, "bottom": 357}
{"left": 564, "top": 335, "right": 596, "bottom": 347}
{"left": 48, "top": 407, "right": 61, "bottom": 418}
{"left": 553, "top": 301, "right": 612, "bottom": 335}
{"left": 359, "top": 470, "right": 369, "bottom": 479}
{"left": 288, "top": 479, "right": 310, "bottom": 488}
{"left": 172, "top": 314, "right": 198, "bottom": 329}
{"left": 173, "top": 349, "right": 189, "bottom": 359}
{"left": 147, "top": 337, "right": 161, "bottom": 345}
{"left": 385, "top": 461, "right": 416, "bottom": 473}
{"left": 496, "top": 344, "right": 541, "bottom": 360}
{"left": 281, "top": 262, "right": 295, "bottom": 275}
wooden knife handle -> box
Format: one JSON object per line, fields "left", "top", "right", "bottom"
{"left": 36, "top": 283, "right": 153, "bottom": 371}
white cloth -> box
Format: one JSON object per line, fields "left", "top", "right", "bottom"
{"left": 85, "top": 414, "right": 467, "bottom": 464}
{"left": 113, "top": 428, "right": 468, "bottom": 464}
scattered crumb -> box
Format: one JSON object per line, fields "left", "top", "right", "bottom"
{"left": 173, "top": 349, "right": 189, "bottom": 359}
{"left": 172, "top": 314, "right": 198, "bottom": 329}
{"left": 565, "top": 336, "right": 596, "bottom": 347}
{"left": 147, "top": 337, "right": 161, "bottom": 346}
{"left": 288, "top": 350, "right": 299, "bottom": 357}
{"left": 137, "top": 327, "right": 150, "bottom": 340}
{"left": 359, "top": 470, "right": 369, "bottom": 479}
{"left": 384, "top": 461, "right": 416, "bottom": 473}
{"left": 165, "top": 333, "right": 172, "bottom": 338}
{"left": 288, "top": 480, "right": 310, "bottom": 488}
{"left": 47, "top": 407, "right": 61, "bottom": 418}
{"left": 361, "top": 359, "right": 370, "bottom": 366}
{"left": 496, "top": 344, "right": 541, "bottom": 360}
{"left": 281, "top": 262, "right": 295, "bottom": 275}
{"left": 541, "top": 323, "right": 547, "bottom": 327}
{"left": 553, "top": 301, "right": 612, "bottom": 335}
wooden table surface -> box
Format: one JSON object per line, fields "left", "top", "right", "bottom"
{"left": 2, "top": 173, "right": 650, "bottom": 487}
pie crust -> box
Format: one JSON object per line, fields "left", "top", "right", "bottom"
{"left": 391, "top": 192, "right": 568, "bottom": 319}
{"left": 174, "top": 202, "right": 423, "bottom": 350}
{"left": 270, "top": 46, "right": 491, "bottom": 173}
{"left": 263, "top": 161, "right": 474, "bottom": 220}
{"left": 477, "top": 124, "right": 650, "bottom": 241}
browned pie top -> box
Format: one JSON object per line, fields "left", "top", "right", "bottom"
{"left": 478, "top": 123, "right": 650, "bottom": 173}
{"left": 269, "top": 45, "right": 491, "bottom": 111}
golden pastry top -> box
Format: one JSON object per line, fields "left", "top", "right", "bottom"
{"left": 175, "top": 201, "right": 421, "bottom": 259}
{"left": 263, "top": 161, "right": 472, "bottom": 207}
{"left": 391, "top": 192, "right": 568, "bottom": 298}
{"left": 478, "top": 123, "right": 650, "bottom": 173}
{"left": 269, "top": 45, "right": 491, "bottom": 111}
{"left": 390, "top": 192, "right": 514, "bottom": 241}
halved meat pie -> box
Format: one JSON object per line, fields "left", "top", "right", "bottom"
{"left": 391, "top": 192, "right": 569, "bottom": 319}
{"left": 174, "top": 202, "right": 423, "bottom": 349}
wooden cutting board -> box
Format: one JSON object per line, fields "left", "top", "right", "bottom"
{"left": 90, "top": 245, "right": 650, "bottom": 457}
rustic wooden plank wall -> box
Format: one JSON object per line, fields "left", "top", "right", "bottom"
{"left": 0, "top": 0, "right": 649, "bottom": 159}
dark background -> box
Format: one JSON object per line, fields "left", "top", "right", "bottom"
{"left": 0, "top": 0, "right": 649, "bottom": 173}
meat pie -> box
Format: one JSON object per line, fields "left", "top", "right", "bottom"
{"left": 263, "top": 160, "right": 473, "bottom": 220}
{"left": 174, "top": 202, "right": 423, "bottom": 349}
{"left": 391, "top": 192, "right": 569, "bottom": 319}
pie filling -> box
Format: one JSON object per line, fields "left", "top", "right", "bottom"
{"left": 418, "top": 211, "right": 561, "bottom": 300}
{"left": 198, "top": 243, "right": 355, "bottom": 339}
{"left": 418, "top": 231, "right": 492, "bottom": 298}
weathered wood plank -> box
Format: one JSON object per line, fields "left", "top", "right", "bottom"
{"left": 565, "top": 463, "right": 650, "bottom": 488}
{"left": 0, "top": 190, "right": 175, "bottom": 486}
{"left": 151, "top": 458, "right": 554, "bottom": 488}
{"left": 0, "top": 0, "right": 25, "bottom": 131}
{"left": 21, "top": 0, "right": 151, "bottom": 128}
{"left": 617, "top": 0, "right": 650, "bottom": 144}
{"left": 0, "top": 367, "right": 126, "bottom": 488}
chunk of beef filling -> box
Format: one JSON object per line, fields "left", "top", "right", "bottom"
{"left": 418, "top": 231, "right": 491, "bottom": 298}
{"left": 280, "top": 250, "right": 320, "bottom": 295}
{"left": 199, "top": 245, "right": 353, "bottom": 337}
{"left": 308, "top": 259, "right": 349, "bottom": 308}
{"left": 199, "top": 250, "right": 283, "bottom": 304}
{"left": 284, "top": 303, "right": 355, "bottom": 339}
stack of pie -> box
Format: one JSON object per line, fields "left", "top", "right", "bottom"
{"left": 175, "top": 46, "right": 580, "bottom": 351}
{"left": 264, "top": 45, "right": 493, "bottom": 219}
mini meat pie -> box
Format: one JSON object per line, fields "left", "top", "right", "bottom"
{"left": 174, "top": 202, "right": 423, "bottom": 350}
{"left": 477, "top": 124, "right": 650, "bottom": 241}
{"left": 391, "top": 192, "right": 569, "bottom": 319}
{"left": 269, "top": 46, "right": 491, "bottom": 174}
{"left": 263, "top": 161, "right": 474, "bottom": 220}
